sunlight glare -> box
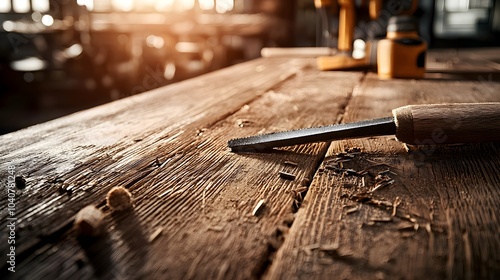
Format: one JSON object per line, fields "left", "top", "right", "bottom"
{"left": 32, "top": 0, "right": 50, "bottom": 12}
{"left": 13, "top": 0, "right": 31, "bottom": 13}
{"left": 198, "top": 0, "right": 215, "bottom": 10}
{"left": 0, "top": 0, "right": 12, "bottom": 12}
{"left": 155, "top": 0, "right": 175, "bottom": 12}
{"left": 181, "top": 0, "right": 195, "bottom": 10}
{"left": 112, "top": 0, "right": 134, "bottom": 12}
{"left": 216, "top": 0, "right": 234, "bottom": 13}
{"left": 77, "top": 0, "right": 94, "bottom": 11}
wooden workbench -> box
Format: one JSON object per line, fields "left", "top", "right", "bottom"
{"left": 1, "top": 49, "right": 500, "bottom": 279}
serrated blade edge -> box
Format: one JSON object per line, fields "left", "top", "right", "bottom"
{"left": 228, "top": 117, "right": 396, "bottom": 152}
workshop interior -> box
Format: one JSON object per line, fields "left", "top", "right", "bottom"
{"left": 1, "top": 0, "right": 499, "bottom": 135}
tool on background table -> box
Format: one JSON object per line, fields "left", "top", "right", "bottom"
{"left": 315, "top": 0, "right": 426, "bottom": 80}
{"left": 260, "top": 47, "right": 337, "bottom": 58}
{"left": 315, "top": 0, "right": 371, "bottom": 70}
{"left": 228, "top": 103, "right": 500, "bottom": 152}
{"left": 377, "top": 15, "right": 426, "bottom": 79}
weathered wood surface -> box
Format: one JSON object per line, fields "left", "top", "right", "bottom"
{"left": 267, "top": 73, "right": 500, "bottom": 279}
{"left": 1, "top": 57, "right": 366, "bottom": 279}
{"left": 1, "top": 49, "right": 500, "bottom": 279}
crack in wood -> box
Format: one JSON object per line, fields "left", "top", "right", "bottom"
{"left": 255, "top": 73, "right": 366, "bottom": 279}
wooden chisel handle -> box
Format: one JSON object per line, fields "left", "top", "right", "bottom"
{"left": 393, "top": 103, "right": 500, "bottom": 145}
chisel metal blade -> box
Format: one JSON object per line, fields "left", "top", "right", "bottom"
{"left": 228, "top": 117, "right": 396, "bottom": 152}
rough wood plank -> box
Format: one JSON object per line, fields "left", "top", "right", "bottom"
{"left": 1, "top": 63, "right": 365, "bottom": 278}
{"left": 267, "top": 72, "right": 500, "bottom": 279}
{"left": 0, "top": 57, "right": 309, "bottom": 277}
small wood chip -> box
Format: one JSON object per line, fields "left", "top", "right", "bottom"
{"left": 106, "top": 186, "right": 133, "bottom": 212}
{"left": 370, "top": 217, "right": 393, "bottom": 222}
{"left": 345, "top": 206, "right": 359, "bottom": 214}
{"left": 74, "top": 205, "right": 104, "bottom": 237}
{"left": 319, "top": 244, "right": 339, "bottom": 253}
{"left": 279, "top": 171, "right": 296, "bottom": 181}
{"left": 369, "top": 199, "right": 393, "bottom": 207}
{"left": 392, "top": 197, "right": 402, "bottom": 217}
{"left": 252, "top": 199, "right": 266, "bottom": 216}
{"left": 284, "top": 160, "right": 298, "bottom": 167}
{"left": 397, "top": 223, "right": 417, "bottom": 231}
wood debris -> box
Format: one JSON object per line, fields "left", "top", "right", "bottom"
{"left": 369, "top": 174, "right": 395, "bottom": 193}
{"left": 343, "top": 204, "right": 359, "bottom": 214}
{"left": 351, "top": 192, "right": 372, "bottom": 203}
{"left": 74, "top": 205, "right": 104, "bottom": 237}
{"left": 106, "top": 186, "right": 133, "bottom": 212}
{"left": 319, "top": 243, "right": 339, "bottom": 254}
{"left": 369, "top": 199, "right": 393, "bottom": 207}
{"left": 236, "top": 119, "right": 252, "bottom": 127}
{"left": 345, "top": 207, "right": 359, "bottom": 214}
{"left": 252, "top": 199, "right": 266, "bottom": 216}
{"left": 397, "top": 222, "right": 419, "bottom": 231}
{"left": 370, "top": 217, "right": 393, "bottom": 223}
{"left": 284, "top": 160, "right": 298, "bottom": 167}
{"left": 279, "top": 171, "right": 296, "bottom": 181}
{"left": 392, "top": 197, "right": 402, "bottom": 217}
{"left": 291, "top": 187, "right": 308, "bottom": 200}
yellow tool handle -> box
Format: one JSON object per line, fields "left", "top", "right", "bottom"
{"left": 369, "top": 0, "right": 382, "bottom": 19}
{"left": 316, "top": 55, "right": 369, "bottom": 70}
{"left": 338, "top": 0, "right": 355, "bottom": 52}
{"left": 393, "top": 103, "right": 500, "bottom": 145}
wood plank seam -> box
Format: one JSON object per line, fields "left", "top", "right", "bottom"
{"left": 259, "top": 72, "right": 366, "bottom": 279}
{"left": 265, "top": 70, "right": 500, "bottom": 279}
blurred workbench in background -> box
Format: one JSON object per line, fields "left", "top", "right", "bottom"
{"left": 1, "top": 48, "right": 500, "bottom": 279}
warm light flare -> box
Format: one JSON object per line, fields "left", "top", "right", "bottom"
{"left": 0, "top": 0, "right": 12, "bottom": 12}
{"left": 32, "top": 0, "right": 50, "bottom": 12}
{"left": 41, "top": 14, "right": 54, "bottom": 26}
{"left": 13, "top": 0, "right": 30, "bottom": 13}
{"left": 155, "top": 0, "right": 175, "bottom": 12}
{"left": 216, "top": 0, "right": 234, "bottom": 13}
{"left": 65, "top": 0, "right": 235, "bottom": 13}
{"left": 77, "top": 0, "right": 94, "bottom": 11}
{"left": 112, "top": 0, "right": 134, "bottom": 12}
{"left": 198, "top": 0, "right": 215, "bottom": 10}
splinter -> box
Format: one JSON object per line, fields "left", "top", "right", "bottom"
{"left": 284, "top": 161, "right": 298, "bottom": 167}
{"left": 252, "top": 199, "right": 266, "bottom": 216}
{"left": 279, "top": 171, "right": 296, "bottom": 180}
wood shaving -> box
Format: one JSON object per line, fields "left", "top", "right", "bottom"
{"left": 252, "top": 199, "right": 266, "bottom": 216}
{"left": 74, "top": 205, "right": 104, "bottom": 237}
{"left": 279, "top": 171, "right": 296, "bottom": 181}
{"left": 106, "top": 186, "right": 133, "bottom": 212}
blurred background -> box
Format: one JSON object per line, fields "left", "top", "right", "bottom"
{"left": 1, "top": 0, "right": 499, "bottom": 134}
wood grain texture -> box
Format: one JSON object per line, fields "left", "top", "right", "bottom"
{"left": 0, "top": 59, "right": 365, "bottom": 278}
{"left": 0, "top": 57, "right": 310, "bottom": 278}
{"left": 267, "top": 73, "right": 500, "bottom": 279}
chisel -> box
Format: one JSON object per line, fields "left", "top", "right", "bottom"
{"left": 228, "top": 103, "right": 500, "bottom": 152}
